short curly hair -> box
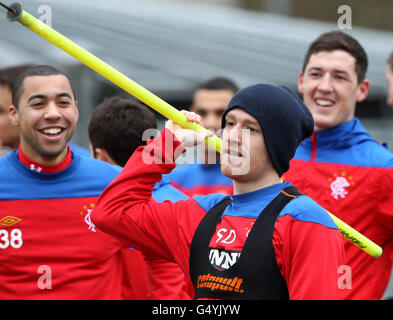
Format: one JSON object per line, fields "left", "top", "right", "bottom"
{"left": 88, "top": 96, "right": 157, "bottom": 167}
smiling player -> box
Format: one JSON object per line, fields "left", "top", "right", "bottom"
{"left": 0, "top": 65, "right": 126, "bottom": 299}
{"left": 284, "top": 31, "right": 393, "bottom": 300}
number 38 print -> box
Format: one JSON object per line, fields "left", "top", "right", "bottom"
{"left": 0, "top": 229, "right": 23, "bottom": 249}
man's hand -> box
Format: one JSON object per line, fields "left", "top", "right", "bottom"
{"left": 165, "top": 110, "right": 214, "bottom": 148}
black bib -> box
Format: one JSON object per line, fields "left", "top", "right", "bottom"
{"left": 189, "top": 186, "right": 302, "bottom": 300}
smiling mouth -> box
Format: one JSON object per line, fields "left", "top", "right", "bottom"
{"left": 224, "top": 148, "right": 242, "bottom": 156}
{"left": 39, "top": 127, "right": 65, "bottom": 136}
{"left": 222, "top": 150, "right": 246, "bottom": 168}
{"left": 314, "top": 99, "right": 335, "bottom": 107}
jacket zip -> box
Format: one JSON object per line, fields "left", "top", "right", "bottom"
{"left": 310, "top": 132, "right": 317, "bottom": 162}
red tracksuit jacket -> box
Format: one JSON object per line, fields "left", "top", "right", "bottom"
{"left": 284, "top": 118, "right": 393, "bottom": 299}
{"left": 0, "top": 147, "right": 123, "bottom": 299}
{"left": 93, "top": 129, "right": 345, "bottom": 299}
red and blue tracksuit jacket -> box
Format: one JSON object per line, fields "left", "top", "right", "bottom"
{"left": 0, "top": 146, "right": 123, "bottom": 299}
{"left": 93, "top": 128, "right": 345, "bottom": 300}
{"left": 284, "top": 117, "right": 393, "bottom": 300}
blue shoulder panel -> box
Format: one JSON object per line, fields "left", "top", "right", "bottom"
{"left": 152, "top": 184, "right": 188, "bottom": 202}
{"left": 0, "top": 152, "right": 119, "bottom": 200}
{"left": 193, "top": 193, "right": 229, "bottom": 213}
{"left": 279, "top": 195, "right": 338, "bottom": 229}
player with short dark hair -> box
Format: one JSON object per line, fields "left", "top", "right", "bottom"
{"left": 285, "top": 31, "right": 393, "bottom": 299}
{"left": 88, "top": 96, "right": 193, "bottom": 300}
{"left": 169, "top": 77, "right": 238, "bottom": 196}
{"left": 0, "top": 65, "right": 124, "bottom": 299}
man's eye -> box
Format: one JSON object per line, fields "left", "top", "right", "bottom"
{"left": 196, "top": 109, "right": 207, "bottom": 117}
{"left": 335, "top": 75, "right": 346, "bottom": 81}
{"left": 215, "top": 110, "right": 225, "bottom": 117}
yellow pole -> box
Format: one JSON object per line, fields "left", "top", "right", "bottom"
{"left": 5, "top": 2, "right": 221, "bottom": 152}
{"left": 328, "top": 212, "right": 382, "bottom": 258}
{"left": 3, "top": 2, "right": 382, "bottom": 258}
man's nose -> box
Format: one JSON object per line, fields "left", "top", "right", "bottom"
{"left": 317, "top": 74, "right": 333, "bottom": 93}
{"left": 228, "top": 124, "right": 243, "bottom": 144}
{"left": 203, "top": 113, "right": 221, "bottom": 132}
{"left": 44, "top": 101, "right": 61, "bottom": 119}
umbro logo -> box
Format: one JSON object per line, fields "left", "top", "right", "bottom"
{"left": 0, "top": 216, "right": 22, "bottom": 227}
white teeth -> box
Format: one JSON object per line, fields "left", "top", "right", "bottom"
{"left": 42, "top": 128, "right": 62, "bottom": 135}
{"left": 316, "top": 99, "right": 334, "bottom": 106}
{"left": 228, "top": 150, "right": 242, "bottom": 157}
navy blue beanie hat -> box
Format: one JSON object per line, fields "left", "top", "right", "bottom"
{"left": 221, "top": 84, "right": 314, "bottom": 176}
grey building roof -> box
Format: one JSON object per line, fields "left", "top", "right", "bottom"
{"left": 1, "top": 0, "right": 392, "bottom": 100}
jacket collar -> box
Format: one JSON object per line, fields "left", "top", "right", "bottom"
{"left": 301, "top": 117, "right": 372, "bottom": 150}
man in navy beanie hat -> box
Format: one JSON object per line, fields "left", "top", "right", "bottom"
{"left": 92, "top": 83, "right": 345, "bottom": 300}
{"left": 221, "top": 84, "right": 314, "bottom": 177}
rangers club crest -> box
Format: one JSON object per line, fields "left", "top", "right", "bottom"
{"left": 84, "top": 209, "right": 96, "bottom": 232}
{"left": 329, "top": 172, "right": 354, "bottom": 200}
{"left": 80, "top": 203, "right": 96, "bottom": 232}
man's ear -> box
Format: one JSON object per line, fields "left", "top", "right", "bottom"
{"left": 9, "top": 105, "right": 19, "bottom": 126}
{"left": 356, "top": 79, "right": 370, "bottom": 103}
{"left": 94, "top": 148, "right": 116, "bottom": 165}
{"left": 74, "top": 100, "right": 79, "bottom": 120}
{"left": 298, "top": 72, "right": 304, "bottom": 95}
